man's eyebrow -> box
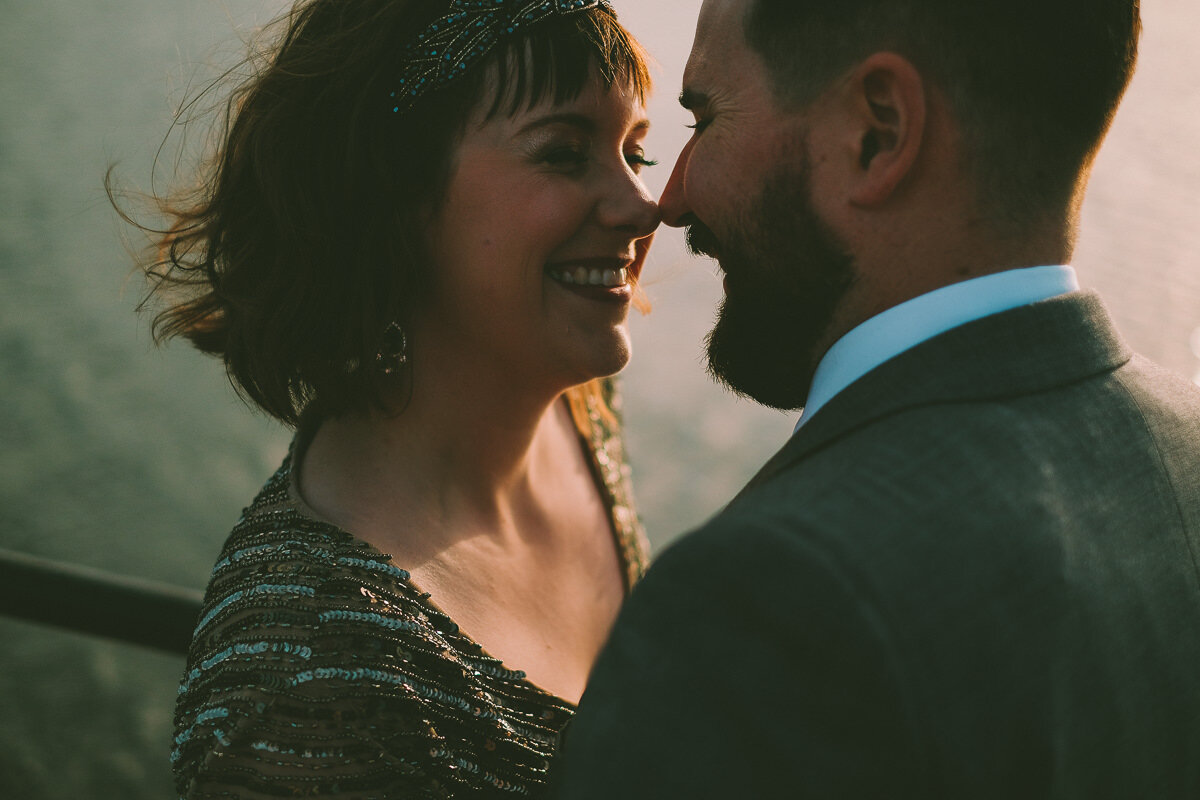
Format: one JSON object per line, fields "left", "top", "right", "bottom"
{"left": 516, "top": 112, "right": 596, "bottom": 136}
{"left": 679, "top": 88, "right": 709, "bottom": 112}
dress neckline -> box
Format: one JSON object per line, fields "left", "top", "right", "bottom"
{"left": 281, "top": 395, "right": 641, "bottom": 709}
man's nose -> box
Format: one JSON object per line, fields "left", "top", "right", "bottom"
{"left": 658, "top": 139, "right": 694, "bottom": 228}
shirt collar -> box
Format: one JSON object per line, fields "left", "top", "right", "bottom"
{"left": 796, "top": 265, "right": 1080, "bottom": 431}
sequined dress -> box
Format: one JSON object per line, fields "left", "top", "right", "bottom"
{"left": 171, "top": 389, "right": 647, "bottom": 799}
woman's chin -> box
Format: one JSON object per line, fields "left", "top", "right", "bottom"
{"left": 566, "top": 333, "right": 632, "bottom": 386}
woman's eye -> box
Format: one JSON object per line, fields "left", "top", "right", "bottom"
{"left": 625, "top": 151, "right": 659, "bottom": 174}
{"left": 542, "top": 147, "right": 588, "bottom": 169}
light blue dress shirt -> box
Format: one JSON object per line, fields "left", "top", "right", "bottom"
{"left": 796, "top": 265, "right": 1081, "bottom": 430}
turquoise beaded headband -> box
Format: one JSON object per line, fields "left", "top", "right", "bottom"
{"left": 390, "top": 0, "right": 613, "bottom": 114}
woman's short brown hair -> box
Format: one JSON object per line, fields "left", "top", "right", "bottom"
{"left": 123, "top": 0, "right": 650, "bottom": 426}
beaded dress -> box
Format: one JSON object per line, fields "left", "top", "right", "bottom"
{"left": 172, "top": 386, "right": 647, "bottom": 799}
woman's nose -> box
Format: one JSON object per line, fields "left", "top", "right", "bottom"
{"left": 600, "top": 167, "right": 661, "bottom": 239}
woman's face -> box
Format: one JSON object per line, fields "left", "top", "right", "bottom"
{"left": 421, "top": 74, "right": 660, "bottom": 394}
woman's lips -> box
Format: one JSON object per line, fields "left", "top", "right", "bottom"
{"left": 547, "top": 265, "right": 630, "bottom": 287}
{"left": 546, "top": 256, "right": 634, "bottom": 283}
{"left": 545, "top": 259, "right": 635, "bottom": 302}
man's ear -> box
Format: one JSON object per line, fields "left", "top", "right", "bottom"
{"left": 845, "top": 52, "right": 926, "bottom": 207}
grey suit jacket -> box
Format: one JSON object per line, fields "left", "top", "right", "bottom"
{"left": 552, "top": 292, "right": 1200, "bottom": 799}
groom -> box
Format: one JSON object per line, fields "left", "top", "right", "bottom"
{"left": 554, "top": 0, "right": 1200, "bottom": 797}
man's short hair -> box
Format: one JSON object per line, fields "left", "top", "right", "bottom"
{"left": 744, "top": 0, "right": 1141, "bottom": 226}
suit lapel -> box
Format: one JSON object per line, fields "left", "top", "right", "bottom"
{"left": 737, "top": 291, "right": 1133, "bottom": 498}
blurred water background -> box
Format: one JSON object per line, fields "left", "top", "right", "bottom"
{"left": 2, "top": 1, "right": 1197, "bottom": 796}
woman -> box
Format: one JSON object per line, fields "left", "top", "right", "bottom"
{"left": 139, "top": 1, "right": 658, "bottom": 796}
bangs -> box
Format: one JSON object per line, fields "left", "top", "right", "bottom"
{"left": 479, "top": 8, "right": 652, "bottom": 119}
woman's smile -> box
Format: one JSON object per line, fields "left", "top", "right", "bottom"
{"left": 545, "top": 257, "right": 637, "bottom": 302}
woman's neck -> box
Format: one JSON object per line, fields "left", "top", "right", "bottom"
{"left": 296, "top": 357, "right": 579, "bottom": 558}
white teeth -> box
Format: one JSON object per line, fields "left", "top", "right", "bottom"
{"left": 550, "top": 266, "right": 631, "bottom": 287}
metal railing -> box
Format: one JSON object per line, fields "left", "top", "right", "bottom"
{"left": 0, "top": 547, "right": 203, "bottom": 655}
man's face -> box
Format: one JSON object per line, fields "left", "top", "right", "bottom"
{"left": 661, "top": 0, "right": 856, "bottom": 410}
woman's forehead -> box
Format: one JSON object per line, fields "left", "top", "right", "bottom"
{"left": 471, "top": 83, "right": 648, "bottom": 146}
{"left": 466, "top": 58, "right": 644, "bottom": 128}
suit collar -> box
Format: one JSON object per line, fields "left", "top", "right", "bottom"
{"left": 738, "top": 291, "right": 1132, "bottom": 497}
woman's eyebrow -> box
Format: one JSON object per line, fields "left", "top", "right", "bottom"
{"left": 516, "top": 113, "right": 650, "bottom": 139}
{"left": 516, "top": 112, "right": 596, "bottom": 136}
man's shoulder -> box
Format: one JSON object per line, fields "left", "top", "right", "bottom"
{"left": 778, "top": 348, "right": 1200, "bottom": 503}
{"left": 1114, "top": 353, "right": 1200, "bottom": 432}
{"left": 662, "top": 356, "right": 1200, "bottom": 600}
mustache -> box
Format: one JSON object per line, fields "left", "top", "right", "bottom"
{"left": 685, "top": 221, "right": 722, "bottom": 259}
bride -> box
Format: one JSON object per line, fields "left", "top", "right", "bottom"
{"left": 129, "top": 1, "right": 659, "bottom": 796}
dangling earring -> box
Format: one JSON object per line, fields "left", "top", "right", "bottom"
{"left": 375, "top": 321, "right": 409, "bottom": 375}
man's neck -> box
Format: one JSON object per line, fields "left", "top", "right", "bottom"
{"left": 796, "top": 264, "right": 1080, "bottom": 430}
{"left": 829, "top": 210, "right": 1076, "bottom": 355}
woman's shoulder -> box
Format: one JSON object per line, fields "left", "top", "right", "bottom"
{"left": 185, "top": 455, "right": 484, "bottom": 699}
{"left": 580, "top": 377, "right": 650, "bottom": 585}
{"left": 192, "top": 462, "right": 406, "bottom": 634}
{"left": 174, "top": 456, "right": 571, "bottom": 798}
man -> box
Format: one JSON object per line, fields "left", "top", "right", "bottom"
{"left": 552, "top": 0, "right": 1200, "bottom": 797}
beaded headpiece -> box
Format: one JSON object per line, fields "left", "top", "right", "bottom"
{"left": 390, "top": 0, "right": 613, "bottom": 114}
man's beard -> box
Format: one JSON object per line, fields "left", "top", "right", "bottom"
{"left": 689, "top": 154, "right": 855, "bottom": 411}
